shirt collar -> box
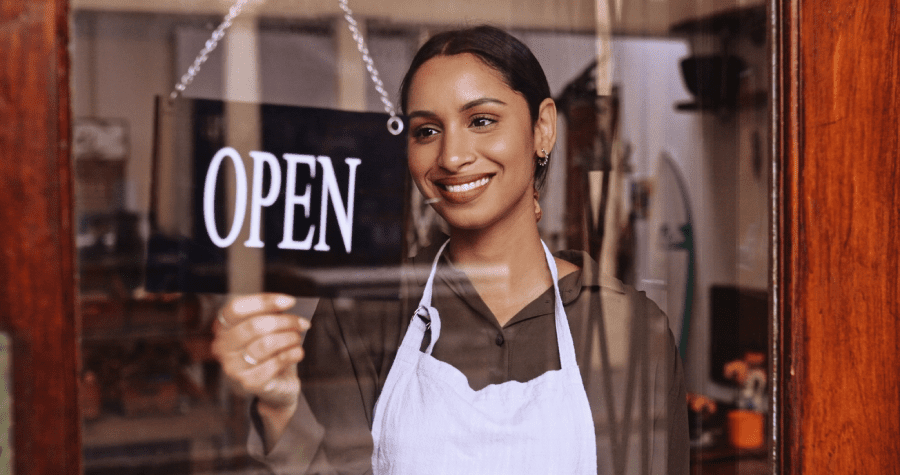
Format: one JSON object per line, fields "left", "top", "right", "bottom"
{"left": 407, "top": 241, "right": 626, "bottom": 308}
{"left": 554, "top": 249, "right": 627, "bottom": 304}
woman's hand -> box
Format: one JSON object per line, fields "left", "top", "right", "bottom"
{"left": 212, "top": 293, "right": 310, "bottom": 419}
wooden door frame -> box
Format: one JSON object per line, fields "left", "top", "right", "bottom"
{"left": 0, "top": 0, "right": 80, "bottom": 473}
{"left": 1, "top": 0, "right": 898, "bottom": 473}
{"left": 774, "top": 0, "right": 900, "bottom": 472}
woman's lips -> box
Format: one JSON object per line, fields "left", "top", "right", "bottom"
{"left": 434, "top": 174, "right": 493, "bottom": 205}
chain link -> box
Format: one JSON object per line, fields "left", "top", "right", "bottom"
{"left": 170, "top": 0, "right": 403, "bottom": 135}
{"left": 337, "top": 0, "right": 403, "bottom": 135}
{"left": 170, "top": 0, "right": 254, "bottom": 100}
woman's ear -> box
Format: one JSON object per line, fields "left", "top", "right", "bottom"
{"left": 533, "top": 98, "right": 557, "bottom": 155}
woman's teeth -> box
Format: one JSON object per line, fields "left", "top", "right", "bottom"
{"left": 444, "top": 177, "right": 490, "bottom": 193}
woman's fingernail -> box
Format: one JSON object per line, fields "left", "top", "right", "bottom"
{"left": 275, "top": 295, "right": 296, "bottom": 308}
{"left": 298, "top": 318, "right": 311, "bottom": 331}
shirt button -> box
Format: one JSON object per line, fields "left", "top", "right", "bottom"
{"left": 495, "top": 332, "right": 505, "bottom": 346}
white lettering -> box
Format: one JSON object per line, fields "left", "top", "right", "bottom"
{"left": 244, "top": 151, "right": 282, "bottom": 248}
{"left": 313, "top": 157, "right": 361, "bottom": 253}
{"left": 203, "top": 149, "right": 361, "bottom": 252}
{"left": 277, "top": 154, "right": 317, "bottom": 250}
{"left": 203, "top": 147, "right": 247, "bottom": 248}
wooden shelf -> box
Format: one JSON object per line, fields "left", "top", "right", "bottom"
{"left": 670, "top": 5, "right": 767, "bottom": 45}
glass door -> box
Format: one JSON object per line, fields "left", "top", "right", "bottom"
{"left": 66, "top": 0, "right": 777, "bottom": 473}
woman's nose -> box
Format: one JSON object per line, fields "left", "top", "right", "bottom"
{"left": 437, "top": 129, "right": 475, "bottom": 172}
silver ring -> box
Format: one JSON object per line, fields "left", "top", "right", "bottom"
{"left": 242, "top": 352, "right": 259, "bottom": 366}
{"left": 387, "top": 116, "right": 404, "bottom": 136}
{"left": 217, "top": 312, "right": 230, "bottom": 329}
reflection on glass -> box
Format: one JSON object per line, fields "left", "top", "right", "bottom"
{"left": 71, "top": 1, "right": 770, "bottom": 473}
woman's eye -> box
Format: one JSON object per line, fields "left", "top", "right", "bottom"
{"left": 412, "top": 126, "right": 439, "bottom": 140}
{"left": 470, "top": 116, "right": 496, "bottom": 128}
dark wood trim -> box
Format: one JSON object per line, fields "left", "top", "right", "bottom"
{"left": 779, "top": 0, "right": 900, "bottom": 472}
{"left": 773, "top": 0, "right": 802, "bottom": 472}
{"left": 0, "top": 0, "right": 80, "bottom": 473}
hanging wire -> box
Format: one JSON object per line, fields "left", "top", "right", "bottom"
{"left": 169, "top": 0, "right": 403, "bottom": 135}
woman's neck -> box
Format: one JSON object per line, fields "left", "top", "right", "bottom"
{"left": 446, "top": 197, "right": 544, "bottom": 265}
{"left": 446, "top": 214, "right": 555, "bottom": 326}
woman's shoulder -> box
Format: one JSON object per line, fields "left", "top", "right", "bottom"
{"left": 553, "top": 249, "right": 626, "bottom": 294}
{"left": 554, "top": 248, "right": 666, "bottom": 319}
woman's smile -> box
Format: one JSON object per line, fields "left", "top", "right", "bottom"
{"left": 434, "top": 174, "right": 493, "bottom": 204}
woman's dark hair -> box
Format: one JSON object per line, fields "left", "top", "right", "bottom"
{"left": 399, "top": 25, "right": 553, "bottom": 190}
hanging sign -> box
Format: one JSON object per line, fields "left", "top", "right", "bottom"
{"left": 147, "top": 97, "right": 408, "bottom": 298}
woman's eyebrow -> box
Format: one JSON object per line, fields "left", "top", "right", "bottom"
{"left": 408, "top": 110, "right": 438, "bottom": 120}
{"left": 460, "top": 97, "right": 506, "bottom": 111}
{"left": 407, "top": 98, "right": 506, "bottom": 120}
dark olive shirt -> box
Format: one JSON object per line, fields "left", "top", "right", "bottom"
{"left": 249, "top": 245, "right": 689, "bottom": 475}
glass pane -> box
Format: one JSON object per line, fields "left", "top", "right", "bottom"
{"left": 71, "top": 1, "right": 770, "bottom": 473}
{"left": 665, "top": 6, "right": 771, "bottom": 474}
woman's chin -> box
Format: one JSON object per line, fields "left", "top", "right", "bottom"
{"left": 438, "top": 209, "right": 530, "bottom": 236}
{"left": 435, "top": 209, "right": 493, "bottom": 233}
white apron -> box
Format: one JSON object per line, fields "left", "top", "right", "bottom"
{"left": 371, "top": 240, "right": 597, "bottom": 474}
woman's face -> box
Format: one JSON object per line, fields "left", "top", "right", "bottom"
{"left": 405, "top": 53, "right": 543, "bottom": 233}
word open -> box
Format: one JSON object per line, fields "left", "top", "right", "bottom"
{"left": 202, "top": 147, "right": 361, "bottom": 252}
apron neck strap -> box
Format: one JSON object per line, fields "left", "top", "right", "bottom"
{"left": 411, "top": 240, "right": 449, "bottom": 355}
{"left": 419, "top": 239, "right": 449, "bottom": 308}
{"left": 541, "top": 241, "right": 579, "bottom": 369}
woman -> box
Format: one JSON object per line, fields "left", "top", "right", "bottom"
{"left": 213, "top": 25, "right": 688, "bottom": 474}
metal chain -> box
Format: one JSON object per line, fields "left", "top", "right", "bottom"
{"left": 170, "top": 0, "right": 255, "bottom": 100}
{"left": 170, "top": 0, "right": 403, "bottom": 135}
{"left": 337, "top": 0, "right": 404, "bottom": 135}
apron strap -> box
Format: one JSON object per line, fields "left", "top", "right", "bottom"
{"left": 403, "top": 240, "right": 449, "bottom": 355}
{"left": 419, "top": 239, "right": 449, "bottom": 308}
{"left": 541, "top": 241, "right": 579, "bottom": 370}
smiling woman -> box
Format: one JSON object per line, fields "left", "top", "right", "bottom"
{"left": 212, "top": 25, "right": 689, "bottom": 475}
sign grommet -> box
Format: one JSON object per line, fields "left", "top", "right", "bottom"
{"left": 387, "top": 116, "right": 404, "bottom": 136}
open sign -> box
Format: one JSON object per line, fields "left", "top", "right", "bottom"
{"left": 148, "top": 98, "right": 407, "bottom": 297}
{"left": 202, "top": 147, "right": 360, "bottom": 253}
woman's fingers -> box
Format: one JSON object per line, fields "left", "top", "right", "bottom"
{"left": 218, "top": 293, "right": 296, "bottom": 328}
{"left": 211, "top": 293, "right": 309, "bottom": 407}
{"left": 236, "top": 347, "right": 305, "bottom": 408}
{"left": 215, "top": 327, "right": 305, "bottom": 377}
{"left": 215, "top": 314, "right": 310, "bottom": 352}
{"left": 240, "top": 346, "right": 305, "bottom": 390}
{"left": 241, "top": 331, "right": 305, "bottom": 367}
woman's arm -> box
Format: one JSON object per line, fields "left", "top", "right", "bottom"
{"left": 249, "top": 296, "right": 397, "bottom": 474}
{"left": 211, "top": 294, "right": 327, "bottom": 473}
{"left": 256, "top": 397, "right": 301, "bottom": 451}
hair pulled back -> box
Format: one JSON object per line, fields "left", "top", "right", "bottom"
{"left": 399, "top": 25, "right": 553, "bottom": 190}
